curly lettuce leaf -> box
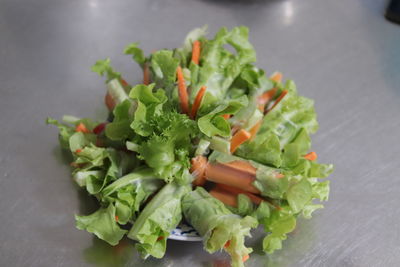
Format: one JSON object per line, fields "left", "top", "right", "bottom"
{"left": 91, "top": 58, "right": 121, "bottom": 82}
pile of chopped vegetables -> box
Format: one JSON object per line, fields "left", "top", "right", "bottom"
{"left": 47, "top": 26, "right": 333, "bottom": 267}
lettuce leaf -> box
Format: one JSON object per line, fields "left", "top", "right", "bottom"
{"left": 127, "top": 183, "right": 190, "bottom": 259}
{"left": 182, "top": 187, "right": 257, "bottom": 267}
{"left": 75, "top": 204, "right": 127, "bottom": 246}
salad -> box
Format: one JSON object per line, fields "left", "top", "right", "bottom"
{"left": 47, "top": 26, "right": 333, "bottom": 267}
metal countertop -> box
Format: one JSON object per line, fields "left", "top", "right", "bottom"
{"left": 1, "top": 0, "right": 400, "bottom": 266}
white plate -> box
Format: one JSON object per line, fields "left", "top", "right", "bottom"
{"left": 168, "top": 222, "right": 202, "bottom": 241}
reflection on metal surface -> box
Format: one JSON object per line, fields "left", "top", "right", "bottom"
{"left": 283, "top": 1, "right": 294, "bottom": 25}
{"left": 89, "top": 0, "right": 98, "bottom": 8}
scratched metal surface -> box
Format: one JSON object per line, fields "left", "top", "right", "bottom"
{"left": 1, "top": 0, "right": 400, "bottom": 266}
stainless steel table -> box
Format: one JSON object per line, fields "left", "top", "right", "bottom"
{"left": 1, "top": 0, "right": 399, "bottom": 266}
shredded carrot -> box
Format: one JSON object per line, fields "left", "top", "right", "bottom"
{"left": 157, "top": 236, "right": 164, "bottom": 241}
{"left": 210, "top": 189, "right": 238, "bottom": 207}
{"left": 75, "top": 123, "right": 90, "bottom": 133}
{"left": 304, "top": 152, "right": 317, "bottom": 161}
{"left": 176, "top": 66, "right": 189, "bottom": 115}
{"left": 115, "top": 215, "right": 119, "bottom": 222}
{"left": 105, "top": 92, "right": 116, "bottom": 110}
{"left": 143, "top": 63, "right": 150, "bottom": 85}
{"left": 75, "top": 149, "right": 82, "bottom": 154}
{"left": 275, "top": 173, "right": 285, "bottom": 179}
{"left": 224, "top": 240, "right": 231, "bottom": 248}
{"left": 230, "top": 129, "right": 251, "bottom": 153}
{"left": 190, "top": 86, "right": 206, "bottom": 119}
{"left": 120, "top": 78, "right": 129, "bottom": 87}
{"left": 190, "top": 156, "right": 208, "bottom": 186}
{"left": 265, "top": 90, "right": 288, "bottom": 114}
{"left": 221, "top": 114, "right": 231, "bottom": 120}
{"left": 191, "top": 40, "right": 201, "bottom": 65}
{"left": 205, "top": 162, "right": 260, "bottom": 194}
{"left": 249, "top": 120, "right": 262, "bottom": 141}
{"left": 242, "top": 254, "right": 250, "bottom": 262}
{"left": 216, "top": 184, "right": 264, "bottom": 205}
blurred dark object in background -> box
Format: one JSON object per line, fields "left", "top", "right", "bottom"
{"left": 386, "top": 0, "right": 400, "bottom": 24}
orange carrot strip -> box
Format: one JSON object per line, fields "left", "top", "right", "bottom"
{"left": 265, "top": 90, "right": 288, "bottom": 114}
{"left": 191, "top": 40, "right": 201, "bottom": 65}
{"left": 224, "top": 240, "right": 231, "bottom": 248}
{"left": 75, "top": 123, "right": 90, "bottom": 133}
{"left": 242, "top": 254, "right": 250, "bottom": 262}
{"left": 216, "top": 184, "right": 264, "bottom": 205}
{"left": 270, "top": 71, "right": 282, "bottom": 82}
{"left": 205, "top": 162, "right": 260, "bottom": 194}
{"left": 176, "top": 66, "right": 189, "bottom": 115}
{"left": 223, "top": 161, "right": 256, "bottom": 175}
{"left": 143, "top": 63, "right": 150, "bottom": 85}
{"left": 75, "top": 149, "right": 82, "bottom": 154}
{"left": 105, "top": 92, "right": 116, "bottom": 111}
{"left": 249, "top": 120, "right": 262, "bottom": 141}
{"left": 230, "top": 129, "right": 251, "bottom": 153}
{"left": 258, "top": 87, "right": 278, "bottom": 106}
{"left": 210, "top": 189, "right": 238, "bottom": 207}
{"left": 115, "top": 215, "right": 119, "bottom": 222}
{"left": 120, "top": 78, "right": 129, "bottom": 87}
{"left": 304, "top": 152, "right": 318, "bottom": 161}
{"left": 190, "top": 156, "right": 208, "bottom": 186}
{"left": 190, "top": 86, "right": 206, "bottom": 119}
{"left": 221, "top": 114, "right": 231, "bottom": 120}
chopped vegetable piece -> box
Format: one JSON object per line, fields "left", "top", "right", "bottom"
{"left": 304, "top": 151, "right": 318, "bottom": 161}
{"left": 93, "top": 123, "right": 107, "bottom": 135}
{"left": 176, "top": 66, "right": 189, "bottom": 115}
{"left": 75, "top": 123, "right": 90, "bottom": 133}
{"left": 190, "top": 86, "right": 206, "bottom": 119}
{"left": 190, "top": 156, "right": 208, "bottom": 186}
{"left": 265, "top": 90, "right": 288, "bottom": 114}
{"left": 230, "top": 129, "right": 251, "bottom": 153}
{"left": 143, "top": 63, "right": 150, "bottom": 85}
{"left": 205, "top": 162, "right": 260, "bottom": 194}
{"left": 191, "top": 40, "right": 201, "bottom": 65}
{"left": 210, "top": 188, "right": 238, "bottom": 207}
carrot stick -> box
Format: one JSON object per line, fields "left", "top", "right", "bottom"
{"left": 176, "top": 66, "right": 189, "bottom": 115}
{"left": 205, "top": 162, "right": 260, "bottom": 194}
{"left": 265, "top": 90, "right": 288, "bottom": 114}
{"left": 304, "top": 152, "right": 317, "bottom": 161}
{"left": 190, "top": 156, "right": 208, "bottom": 186}
{"left": 105, "top": 92, "right": 116, "bottom": 111}
{"left": 270, "top": 71, "right": 282, "bottom": 83}
{"left": 249, "top": 120, "right": 262, "bottom": 141}
{"left": 190, "top": 86, "right": 206, "bottom": 119}
{"left": 221, "top": 114, "right": 231, "bottom": 120}
{"left": 120, "top": 78, "right": 129, "bottom": 87}
{"left": 258, "top": 87, "right": 278, "bottom": 106}
{"left": 242, "top": 254, "right": 250, "bottom": 262}
{"left": 210, "top": 189, "right": 238, "bottom": 207}
{"left": 223, "top": 160, "right": 256, "bottom": 175}
{"left": 230, "top": 129, "right": 251, "bottom": 153}
{"left": 143, "top": 63, "right": 150, "bottom": 85}
{"left": 215, "top": 184, "right": 264, "bottom": 205}
{"left": 191, "top": 40, "right": 201, "bottom": 65}
{"left": 75, "top": 123, "right": 90, "bottom": 133}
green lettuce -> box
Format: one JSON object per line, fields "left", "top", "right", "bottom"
{"left": 100, "top": 169, "right": 164, "bottom": 224}
{"left": 182, "top": 187, "right": 257, "bottom": 267}
{"left": 75, "top": 204, "right": 127, "bottom": 246}
{"left": 128, "top": 182, "right": 190, "bottom": 259}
